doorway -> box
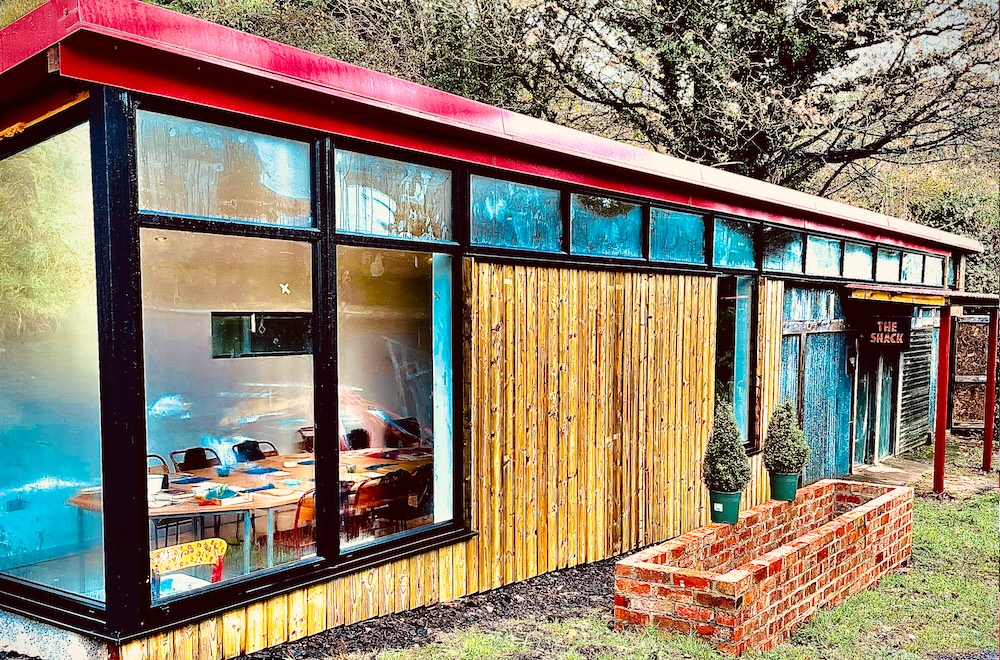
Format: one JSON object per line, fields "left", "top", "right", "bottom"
{"left": 854, "top": 350, "right": 900, "bottom": 464}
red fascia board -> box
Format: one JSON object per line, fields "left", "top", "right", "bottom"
{"left": 0, "top": 0, "right": 984, "bottom": 254}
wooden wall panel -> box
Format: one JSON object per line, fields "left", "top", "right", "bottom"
{"left": 123, "top": 261, "right": 787, "bottom": 660}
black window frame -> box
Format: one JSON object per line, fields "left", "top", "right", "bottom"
{"left": 715, "top": 274, "right": 760, "bottom": 453}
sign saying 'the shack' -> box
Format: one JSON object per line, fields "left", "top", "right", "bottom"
{"left": 862, "top": 317, "right": 912, "bottom": 350}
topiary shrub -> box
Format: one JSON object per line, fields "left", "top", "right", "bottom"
{"left": 763, "top": 400, "right": 810, "bottom": 474}
{"left": 703, "top": 400, "right": 752, "bottom": 493}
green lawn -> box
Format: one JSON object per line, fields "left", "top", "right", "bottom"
{"left": 352, "top": 491, "right": 999, "bottom": 660}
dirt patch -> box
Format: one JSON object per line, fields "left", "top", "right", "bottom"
{"left": 906, "top": 431, "right": 999, "bottom": 500}
{"left": 247, "top": 557, "right": 617, "bottom": 659}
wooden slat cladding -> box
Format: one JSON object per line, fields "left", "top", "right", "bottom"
{"left": 122, "top": 262, "right": 791, "bottom": 660}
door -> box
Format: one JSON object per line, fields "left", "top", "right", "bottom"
{"left": 854, "top": 351, "right": 899, "bottom": 464}
{"left": 802, "top": 332, "right": 854, "bottom": 483}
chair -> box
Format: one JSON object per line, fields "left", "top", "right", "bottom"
{"left": 148, "top": 454, "right": 186, "bottom": 548}
{"left": 296, "top": 426, "right": 315, "bottom": 453}
{"left": 169, "top": 447, "right": 221, "bottom": 472}
{"left": 409, "top": 464, "right": 434, "bottom": 517}
{"left": 147, "top": 454, "right": 170, "bottom": 475}
{"left": 343, "top": 477, "right": 387, "bottom": 539}
{"left": 232, "top": 440, "right": 278, "bottom": 463}
{"left": 149, "top": 538, "right": 227, "bottom": 599}
{"left": 270, "top": 489, "right": 316, "bottom": 558}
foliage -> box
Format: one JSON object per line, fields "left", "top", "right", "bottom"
{"left": 763, "top": 400, "right": 810, "bottom": 474}
{"left": 0, "top": 0, "right": 44, "bottom": 28}
{"left": 702, "top": 400, "right": 752, "bottom": 493}
{"left": 530, "top": 0, "right": 999, "bottom": 192}
{"left": 0, "top": 124, "right": 95, "bottom": 339}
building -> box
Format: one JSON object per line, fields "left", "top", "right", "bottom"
{"left": 0, "top": 1, "right": 995, "bottom": 658}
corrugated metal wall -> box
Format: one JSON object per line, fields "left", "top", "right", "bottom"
{"left": 898, "top": 329, "right": 934, "bottom": 453}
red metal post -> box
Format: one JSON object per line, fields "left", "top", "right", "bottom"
{"left": 983, "top": 308, "right": 998, "bottom": 473}
{"left": 933, "top": 305, "right": 953, "bottom": 494}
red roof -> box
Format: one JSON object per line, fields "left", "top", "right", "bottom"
{"left": 0, "top": 0, "right": 983, "bottom": 254}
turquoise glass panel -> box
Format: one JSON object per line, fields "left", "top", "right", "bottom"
{"left": 762, "top": 227, "right": 803, "bottom": 273}
{"left": 901, "top": 252, "right": 924, "bottom": 284}
{"left": 843, "top": 243, "right": 874, "bottom": 280}
{"left": 570, "top": 194, "right": 642, "bottom": 258}
{"left": 713, "top": 217, "right": 756, "bottom": 269}
{"left": 649, "top": 207, "right": 706, "bottom": 264}
{"left": 924, "top": 256, "right": 944, "bottom": 287}
{"left": 717, "top": 276, "right": 754, "bottom": 445}
{"left": 336, "top": 150, "right": 452, "bottom": 242}
{"left": 470, "top": 176, "right": 562, "bottom": 251}
{"left": 136, "top": 110, "right": 312, "bottom": 227}
{"left": 876, "top": 248, "right": 901, "bottom": 282}
{"left": 805, "top": 236, "right": 842, "bottom": 277}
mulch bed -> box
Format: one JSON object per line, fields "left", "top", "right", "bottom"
{"left": 245, "top": 556, "right": 617, "bottom": 658}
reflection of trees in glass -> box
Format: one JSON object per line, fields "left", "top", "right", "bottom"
{"left": 0, "top": 124, "right": 94, "bottom": 339}
{"left": 570, "top": 194, "right": 642, "bottom": 257}
{"left": 470, "top": 176, "right": 561, "bottom": 250}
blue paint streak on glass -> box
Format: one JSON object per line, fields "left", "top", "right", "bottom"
{"left": 805, "top": 236, "right": 842, "bottom": 277}
{"left": 901, "top": 252, "right": 924, "bottom": 284}
{"left": 569, "top": 194, "right": 642, "bottom": 258}
{"left": 876, "top": 248, "right": 901, "bottom": 282}
{"left": 924, "top": 256, "right": 944, "bottom": 287}
{"left": 336, "top": 150, "right": 453, "bottom": 243}
{"left": 470, "top": 176, "right": 561, "bottom": 251}
{"left": 432, "top": 255, "right": 453, "bottom": 523}
{"left": 780, "top": 335, "right": 801, "bottom": 409}
{"left": 762, "top": 227, "right": 803, "bottom": 273}
{"left": 136, "top": 110, "right": 312, "bottom": 227}
{"left": 649, "top": 207, "right": 706, "bottom": 264}
{"left": 843, "top": 242, "right": 873, "bottom": 280}
{"left": 713, "top": 217, "right": 756, "bottom": 269}
{"left": 0, "top": 123, "right": 105, "bottom": 600}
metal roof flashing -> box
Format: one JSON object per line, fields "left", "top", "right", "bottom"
{"left": 0, "top": 0, "right": 984, "bottom": 255}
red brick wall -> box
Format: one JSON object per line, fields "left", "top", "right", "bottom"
{"left": 614, "top": 480, "right": 913, "bottom": 655}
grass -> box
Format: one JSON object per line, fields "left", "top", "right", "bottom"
{"left": 345, "top": 491, "right": 999, "bottom": 660}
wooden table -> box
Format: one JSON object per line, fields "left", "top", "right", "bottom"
{"left": 68, "top": 448, "right": 434, "bottom": 576}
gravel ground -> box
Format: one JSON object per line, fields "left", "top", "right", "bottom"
{"left": 246, "top": 556, "right": 617, "bottom": 659}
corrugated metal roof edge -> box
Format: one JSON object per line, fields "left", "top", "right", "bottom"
{"left": 0, "top": 0, "right": 985, "bottom": 254}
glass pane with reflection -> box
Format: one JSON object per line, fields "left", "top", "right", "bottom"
{"left": 337, "top": 247, "right": 453, "bottom": 550}
{"left": 713, "top": 217, "right": 756, "bottom": 269}
{"left": 901, "top": 253, "right": 924, "bottom": 284}
{"left": 924, "top": 256, "right": 944, "bottom": 287}
{"left": 876, "top": 248, "right": 901, "bottom": 282}
{"left": 570, "top": 194, "right": 642, "bottom": 258}
{"left": 136, "top": 110, "right": 312, "bottom": 227}
{"left": 805, "top": 236, "right": 842, "bottom": 277}
{"left": 843, "top": 243, "right": 873, "bottom": 280}
{"left": 336, "top": 150, "right": 453, "bottom": 242}
{"left": 140, "top": 229, "right": 316, "bottom": 600}
{"left": 650, "top": 207, "right": 706, "bottom": 265}
{"left": 0, "top": 123, "right": 105, "bottom": 601}
{"left": 762, "top": 227, "right": 803, "bottom": 273}
{"left": 470, "top": 175, "right": 562, "bottom": 251}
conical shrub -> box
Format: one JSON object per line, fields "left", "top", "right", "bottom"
{"left": 763, "top": 400, "right": 810, "bottom": 474}
{"left": 702, "top": 400, "right": 752, "bottom": 492}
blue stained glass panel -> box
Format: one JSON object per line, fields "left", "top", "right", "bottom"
{"left": 569, "top": 194, "right": 642, "bottom": 258}
{"left": 843, "top": 243, "right": 874, "bottom": 280}
{"left": 901, "top": 252, "right": 924, "bottom": 284}
{"left": 649, "top": 207, "right": 706, "bottom": 264}
{"left": 762, "top": 227, "right": 803, "bottom": 273}
{"left": 470, "top": 176, "right": 562, "bottom": 251}
{"left": 924, "top": 256, "right": 944, "bottom": 287}
{"left": 805, "top": 235, "right": 842, "bottom": 277}
{"left": 713, "top": 217, "right": 757, "bottom": 269}
{"left": 876, "top": 248, "right": 901, "bottom": 282}
{"left": 136, "top": 110, "right": 312, "bottom": 227}
{"left": 336, "top": 150, "right": 452, "bottom": 242}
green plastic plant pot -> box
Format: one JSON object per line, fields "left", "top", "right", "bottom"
{"left": 709, "top": 490, "right": 742, "bottom": 524}
{"left": 769, "top": 472, "right": 800, "bottom": 501}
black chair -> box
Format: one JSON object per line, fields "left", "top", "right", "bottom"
{"left": 169, "top": 447, "right": 221, "bottom": 472}
{"left": 232, "top": 440, "right": 278, "bottom": 462}
{"left": 347, "top": 428, "right": 370, "bottom": 450}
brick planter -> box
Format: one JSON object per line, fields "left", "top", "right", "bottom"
{"left": 614, "top": 480, "right": 913, "bottom": 655}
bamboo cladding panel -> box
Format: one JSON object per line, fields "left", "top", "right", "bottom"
{"left": 120, "top": 261, "right": 778, "bottom": 660}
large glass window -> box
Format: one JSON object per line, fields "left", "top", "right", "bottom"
{"left": 140, "top": 229, "right": 316, "bottom": 599}
{"left": 136, "top": 110, "right": 312, "bottom": 227}
{"left": 569, "top": 194, "right": 642, "bottom": 258}
{"left": 716, "top": 277, "right": 754, "bottom": 447}
{"left": 843, "top": 242, "right": 874, "bottom": 280}
{"left": 713, "top": 217, "right": 756, "bottom": 269}
{"left": 0, "top": 123, "right": 105, "bottom": 600}
{"left": 805, "top": 236, "right": 843, "bottom": 277}
{"left": 470, "top": 175, "right": 561, "bottom": 251}
{"left": 649, "top": 207, "right": 706, "bottom": 265}
{"left": 337, "top": 247, "right": 452, "bottom": 549}
{"left": 876, "top": 248, "right": 901, "bottom": 282}
{"left": 762, "top": 227, "right": 803, "bottom": 273}
{"left": 336, "top": 150, "right": 452, "bottom": 242}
